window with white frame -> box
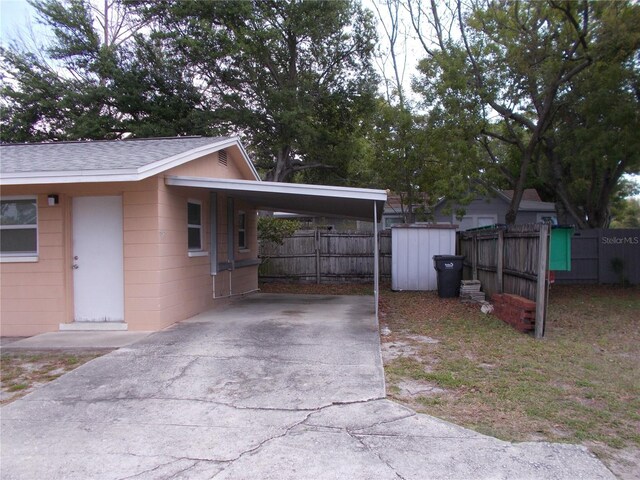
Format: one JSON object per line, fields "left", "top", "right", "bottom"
{"left": 384, "top": 216, "right": 403, "bottom": 229}
{"left": 455, "top": 214, "right": 497, "bottom": 231}
{"left": 1, "top": 197, "right": 38, "bottom": 257}
{"left": 187, "top": 200, "right": 203, "bottom": 251}
{"left": 238, "top": 211, "right": 247, "bottom": 249}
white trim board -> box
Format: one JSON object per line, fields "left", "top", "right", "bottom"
{"left": 166, "top": 176, "right": 387, "bottom": 201}
{"left": 165, "top": 176, "right": 388, "bottom": 222}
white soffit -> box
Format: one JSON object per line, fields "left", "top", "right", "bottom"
{"left": 166, "top": 176, "right": 387, "bottom": 222}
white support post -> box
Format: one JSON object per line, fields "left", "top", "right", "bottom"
{"left": 373, "top": 202, "right": 379, "bottom": 318}
{"left": 315, "top": 228, "right": 321, "bottom": 285}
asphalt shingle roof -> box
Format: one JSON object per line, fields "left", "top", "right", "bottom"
{"left": 501, "top": 188, "right": 543, "bottom": 202}
{"left": 0, "top": 136, "right": 228, "bottom": 174}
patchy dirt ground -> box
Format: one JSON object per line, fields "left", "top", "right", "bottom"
{"left": 261, "top": 282, "right": 640, "bottom": 480}
{"left": 1, "top": 351, "right": 104, "bottom": 405}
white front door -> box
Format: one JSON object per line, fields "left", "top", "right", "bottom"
{"left": 72, "top": 196, "right": 124, "bottom": 322}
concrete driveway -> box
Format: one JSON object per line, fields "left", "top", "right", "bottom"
{"left": 1, "top": 293, "right": 613, "bottom": 479}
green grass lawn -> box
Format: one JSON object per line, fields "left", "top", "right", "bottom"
{"left": 380, "top": 284, "right": 640, "bottom": 478}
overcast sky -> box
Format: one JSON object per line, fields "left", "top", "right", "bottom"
{"left": 0, "top": 0, "right": 422, "bottom": 100}
{"left": 0, "top": 0, "right": 37, "bottom": 45}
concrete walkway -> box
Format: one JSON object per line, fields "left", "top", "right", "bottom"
{"left": 1, "top": 294, "right": 614, "bottom": 479}
{"left": 1, "top": 331, "right": 152, "bottom": 351}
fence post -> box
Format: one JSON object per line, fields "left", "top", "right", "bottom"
{"left": 497, "top": 229, "right": 504, "bottom": 293}
{"left": 472, "top": 233, "right": 478, "bottom": 280}
{"left": 535, "top": 223, "right": 550, "bottom": 339}
{"left": 315, "top": 229, "right": 321, "bottom": 284}
{"left": 597, "top": 228, "right": 603, "bottom": 284}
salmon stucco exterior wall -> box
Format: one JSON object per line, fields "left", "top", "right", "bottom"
{"left": 166, "top": 150, "right": 249, "bottom": 181}
{"left": 0, "top": 193, "right": 67, "bottom": 336}
{"left": 1, "top": 179, "right": 160, "bottom": 336}
{"left": 1, "top": 149, "right": 260, "bottom": 336}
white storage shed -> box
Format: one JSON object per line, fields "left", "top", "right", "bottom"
{"left": 391, "top": 224, "right": 458, "bottom": 291}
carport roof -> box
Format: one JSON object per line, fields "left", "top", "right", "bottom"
{"left": 166, "top": 176, "right": 387, "bottom": 222}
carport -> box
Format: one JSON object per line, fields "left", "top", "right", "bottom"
{"left": 165, "top": 175, "right": 387, "bottom": 315}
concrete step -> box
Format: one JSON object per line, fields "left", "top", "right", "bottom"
{"left": 59, "top": 322, "right": 128, "bottom": 331}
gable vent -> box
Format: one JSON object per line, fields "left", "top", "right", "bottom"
{"left": 218, "top": 149, "right": 228, "bottom": 167}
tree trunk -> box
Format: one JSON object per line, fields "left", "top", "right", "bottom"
{"left": 555, "top": 200, "right": 572, "bottom": 225}
{"left": 543, "top": 137, "right": 589, "bottom": 228}
{"left": 505, "top": 142, "right": 537, "bottom": 224}
{"left": 585, "top": 158, "right": 626, "bottom": 228}
{"left": 267, "top": 146, "right": 293, "bottom": 182}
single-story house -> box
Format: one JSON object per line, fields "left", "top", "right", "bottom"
{"left": 0, "top": 137, "right": 386, "bottom": 337}
{"left": 279, "top": 189, "right": 555, "bottom": 232}
{"left": 383, "top": 189, "right": 556, "bottom": 231}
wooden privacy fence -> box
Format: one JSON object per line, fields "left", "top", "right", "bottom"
{"left": 457, "top": 224, "right": 550, "bottom": 338}
{"left": 259, "top": 230, "right": 391, "bottom": 283}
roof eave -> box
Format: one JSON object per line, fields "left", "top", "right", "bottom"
{"left": 166, "top": 176, "right": 387, "bottom": 201}
{"left": 0, "top": 169, "right": 141, "bottom": 185}
{"left": 165, "top": 176, "right": 387, "bottom": 222}
{"left": 518, "top": 204, "right": 556, "bottom": 212}
{"left": 0, "top": 137, "right": 260, "bottom": 186}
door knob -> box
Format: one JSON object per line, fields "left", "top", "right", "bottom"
{"left": 72, "top": 264, "right": 79, "bottom": 270}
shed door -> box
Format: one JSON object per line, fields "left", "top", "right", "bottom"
{"left": 72, "top": 196, "right": 124, "bottom": 322}
{"left": 391, "top": 227, "right": 456, "bottom": 291}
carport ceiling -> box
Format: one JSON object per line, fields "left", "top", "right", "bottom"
{"left": 166, "top": 176, "right": 387, "bottom": 222}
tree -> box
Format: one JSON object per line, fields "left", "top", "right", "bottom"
{"left": 410, "top": 0, "right": 640, "bottom": 226}
{"left": 131, "top": 0, "right": 378, "bottom": 183}
{"left": 455, "top": 0, "right": 592, "bottom": 224}
{"left": 610, "top": 198, "right": 640, "bottom": 229}
{"left": 257, "top": 216, "right": 300, "bottom": 246}
{"left": 370, "top": 0, "right": 431, "bottom": 220}
{"left": 256, "top": 216, "right": 300, "bottom": 273}
{"left": 535, "top": 1, "right": 640, "bottom": 227}
{"left": 367, "top": 100, "right": 425, "bottom": 222}
{"left": 1, "top": 0, "right": 210, "bottom": 142}
{"left": 542, "top": 54, "right": 640, "bottom": 227}
{"left": 609, "top": 179, "right": 640, "bottom": 228}
{"left": 371, "top": 0, "right": 410, "bottom": 106}
{"left": 366, "top": 1, "right": 485, "bottom": 221}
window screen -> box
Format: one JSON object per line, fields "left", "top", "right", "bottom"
{"left": 1, "top": 198, "right": 38, "bottom": 255}
{"left": 187, "top": 201, "right": 202, "bottom": 250}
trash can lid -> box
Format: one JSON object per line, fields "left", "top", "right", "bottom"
{"left": 432, "top": 255, "right": 465, "bottom": 260}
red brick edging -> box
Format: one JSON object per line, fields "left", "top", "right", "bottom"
{"left": 491, "top": 293, "right": 536, "bottom": 333}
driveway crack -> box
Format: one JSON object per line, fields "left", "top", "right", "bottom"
{"left": 349, "top": 411, "right": 417, "bottom": 433}
{"left": 157, "top": 357, "right": 199, "bottom": 393}
{"left": 346, "top": 429, "right": 408, "bottom": 480}
{"left": 111, "top": 453, "right": 223, "bottom": 480}
{"left": 116, "top": 458, "right": 186, "bottom": 480}
{"left": 206, "top": 398, "right": 408, "bottom": 477}
{"left": 165, "top": 460, "right": 206, "bottom": 479}
{"left": 210, "top": 409, "right": 318, "bottom": 477}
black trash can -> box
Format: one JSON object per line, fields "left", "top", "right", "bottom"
{"left": 433, "top": 255, "right": 465, "bottom": 298}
